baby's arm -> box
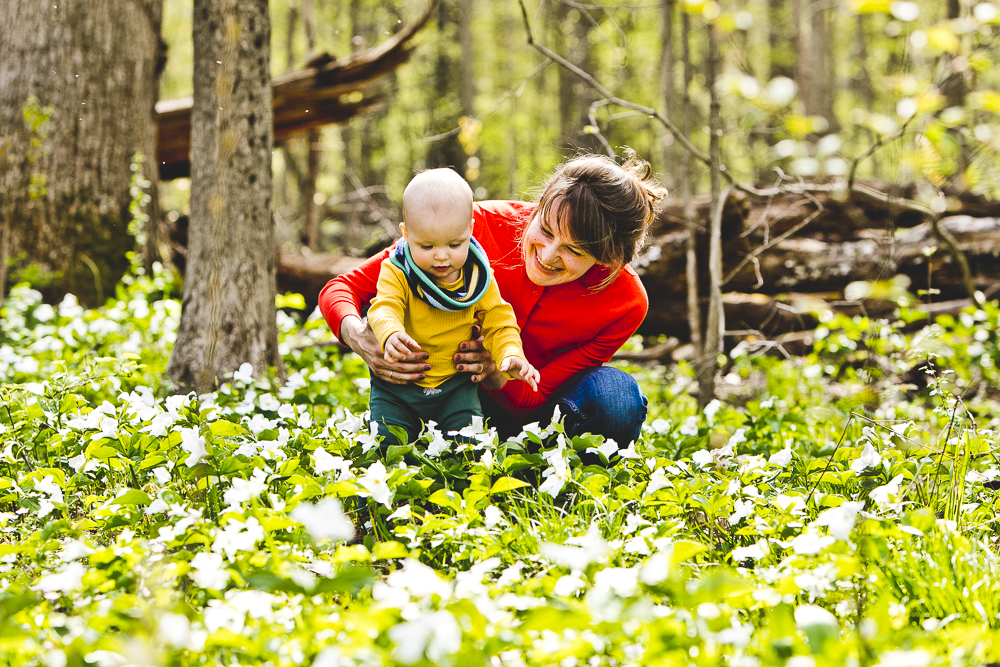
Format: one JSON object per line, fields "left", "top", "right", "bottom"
{"left": 369, "top": 262, "right": 423, "bottom": 360}
{"left": 477, "top": 282, "right": 539, "bottom": 390}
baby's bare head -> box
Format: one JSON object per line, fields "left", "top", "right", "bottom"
{"left": 401, "top": 168, "right": 474, "bottom": 235}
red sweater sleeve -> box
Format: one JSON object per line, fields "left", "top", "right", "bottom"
{"left": 317, "top": 247, "right": 392, "bottom": 341}
{"left": 490, "top": 290, "right": 648, "bottom": 416}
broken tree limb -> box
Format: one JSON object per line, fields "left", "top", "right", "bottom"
{"left": 155, "top": 0, "right": 437, "bottom": 180}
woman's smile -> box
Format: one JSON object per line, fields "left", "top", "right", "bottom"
{"left": 522, "top": 201, "right": 597, "bottom": 287}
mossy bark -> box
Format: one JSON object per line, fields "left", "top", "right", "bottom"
{"left": 167, "top": 0, "right": 284, "bottom": 392}
{"left": 0, "top": 0, "right": 163, "bottom": 306}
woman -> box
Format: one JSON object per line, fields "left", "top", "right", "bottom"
{"left": 319, "top": 152, "right": 666, "bottom": 447}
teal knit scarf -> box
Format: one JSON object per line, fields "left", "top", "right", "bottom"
{"left": 390, "top": 236, "right": 493, "bottom": 311}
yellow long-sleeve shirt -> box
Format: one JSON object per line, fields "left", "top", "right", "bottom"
{"left": 368, "top": 259, "right": 524, "bottom": 388}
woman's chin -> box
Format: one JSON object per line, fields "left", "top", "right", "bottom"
{"left": 526, "top": 265, "right": 564, "bottom": 287}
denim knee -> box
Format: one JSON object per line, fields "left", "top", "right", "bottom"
{"left": 554, "top": 366, "right": 647, "bottom": 446}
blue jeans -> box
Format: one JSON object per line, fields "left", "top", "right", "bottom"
{"left": 479, "top": 366, "right": 648, "bottom": 447}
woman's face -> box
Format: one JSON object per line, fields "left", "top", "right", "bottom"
{"left": 522, "top": 199, "right": 598, "bottom": 287}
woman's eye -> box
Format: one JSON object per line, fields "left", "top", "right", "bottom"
{"left": 540, "top": 227, "right": 553, "bottom": 238}
{"left": 567, "top": 248, "right": 583, "bottom": 257}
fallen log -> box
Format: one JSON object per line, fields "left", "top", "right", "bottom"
{"left": 637, "top": 214, "right": 1000, "bottom": 337}
{"left": 155, "top": 1, "right": 437, "bottom": 180}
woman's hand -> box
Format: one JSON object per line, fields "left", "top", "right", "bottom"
{"left": 339, "top": 315, "right": 430, "bottom": 385}
{"left": 453, "top": 324, "right": 504, "bottom": 390}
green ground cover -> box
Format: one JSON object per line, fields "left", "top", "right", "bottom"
{"left": 2, "top": 262, "right": 1000, "bottom": 666}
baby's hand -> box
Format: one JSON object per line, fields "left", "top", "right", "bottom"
{"left": 499, "top": 356, "right": 540, "bottom": 392}
{"left": 384, "top": 332, "right": 422, "bottom": 363}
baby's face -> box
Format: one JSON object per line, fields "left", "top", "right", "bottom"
{"left": 402, "top": 208, "right": 473, "bottom": 284}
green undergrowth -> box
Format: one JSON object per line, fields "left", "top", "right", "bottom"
{"left": 2, "top": 267, "right": 1000, "bottom": 666}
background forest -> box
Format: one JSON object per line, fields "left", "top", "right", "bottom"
{"left": 159, "top": 0, "right": 1000, "bottom": 259}
{"left": 5, "top": 1, "right": 1000, "bottom": 666}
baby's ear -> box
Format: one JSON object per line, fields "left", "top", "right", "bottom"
{"left": 399, "top": 222, "right": 407, "bottom": 239}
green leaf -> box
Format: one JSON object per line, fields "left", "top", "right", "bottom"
{"left": 24, "top": 403, "right": 44, "bottom": 421}
{"left": 314, "top": 564, "right": 374, "bottom": 595}
{"left": 372, "top": 540, "right": 408, "bottom": 560}
{"left": 671, "top": 540, "right": 710, "bottom": 567}
{"left": 428, "top": 489, "right": 463, "bottom": 513}
{"left": 113, "top": 489, "right": 152, "bottom": 506}
{"left": 209, "top": 420, "right": 248, "bottom": 438}
{"left": 490, "top": 477, "right": 530, "bottom": 493}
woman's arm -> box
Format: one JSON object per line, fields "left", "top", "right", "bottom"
{"left": 318, "top": 249, "right": 430, "bottom": 384}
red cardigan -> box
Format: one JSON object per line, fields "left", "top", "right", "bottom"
{"left": 318, "top": 200, "right": 648, "bottom": 417}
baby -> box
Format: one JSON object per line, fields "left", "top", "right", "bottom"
{"left": 367, "top": 168, "right": 539, "bottom": 446}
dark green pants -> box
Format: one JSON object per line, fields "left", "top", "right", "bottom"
{"left": 368, "top": 373, "right": 482, "bottom": 446}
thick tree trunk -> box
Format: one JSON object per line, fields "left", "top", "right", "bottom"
{"left": 0, "top": 0, "right": 163, "bottom": 306}
{"left": 167, "top": 0, "right": 284, "bottom": 391}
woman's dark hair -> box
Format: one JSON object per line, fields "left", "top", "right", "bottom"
{"left": 534, "top": 150, "right": 667, "bottom": 287}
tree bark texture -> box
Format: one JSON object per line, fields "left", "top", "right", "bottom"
{"left": 167, "top": 0, "right": 284, "bottom": 392}
{"left": 0, "top": 0, "right": 163, "bottom": 306}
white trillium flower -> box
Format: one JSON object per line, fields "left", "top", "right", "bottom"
{"left": 190, "top": 551, "right": 230, "bottom": 590}
{"left": 356, "top": 421, "right": 382, "bottom": 453}
{"left": 233, "top": 363, "right": 254, "bottom": 384}
{"left": 703, "top": 399, "right": 721, "bottom": 424}
{"left": 594, "top": 567, "right": 639, "bottom": 598}
{"left": 851, "top": 441, "right": 882, "bottom": 473}
{"left": 539, "top": 524, "right": 609, "bottom": 572}
{"left": 679, "top": 416, "right": 699, "bottom": 436}
{"left": 795, "top": 604, "right": 839, "bottom": 630}
{"left": 34, "top": 475, "right": 64, "bottom": 505}
{"left": 871, "top": 473, "right": 906, "bottom": 512}
{"left": 692, "top": 449, "right": 714, "bottom": 467}
{"left": 358, "top": 461, "right": 392, "bottom": 507}
{"left": 211, "top": 517, "right": 265, "bottom": 561}
{"left": 645, "top": 468, "right": 671, "bottom": 496}
{"left": 387, "top": 610, "right": 462, "bottom": 665}
{"left": 290, "top": 498, "right": 355, "bottom": 542}
{"left": 223, "top": 467, "right": 268, "bottom": 506}
{"left": 769, "top": 446, "right": 793, "bottom": 468}
{"left": 312, "top": 446, "right": 339, "bottom": 475}
{"left": 483, "top": 505, "right": 504, "bottom": 529}
{"left": 816, "top": 501, "right": 865, "bottom": 541}
{"left": 258, "top": 393, "right": 280, "bottom": 412}
{"left": 586, "top": 439, "right": 619, "bottom": 460}
{"left": 731, "top": 539, "right": 770, "bottom": 562}
{"left": 179, "top": 427, "right": 207, "bottom": 467}
{"left": 789, "top": 529, "right": 836, "bottom": 555}
{"left": 387, "top": 504, "right": 412, "bottom": 521}
{"left": 34, "top": 561, "right": 86, "bottom": 595}
{"left": 729, "top": 499, "right": 754, "bottom": 525}
{"left": 554, "top": 573, "right": 586, "bottom": 596}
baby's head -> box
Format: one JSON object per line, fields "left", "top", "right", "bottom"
{"left": 400, "top": 169, "right": 475, "bottom": 283}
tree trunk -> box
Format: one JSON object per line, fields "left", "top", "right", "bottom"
{"left": 426, "top": 1, "right": 464, "bottom": 169}
{"left": 768, "top": 0, "right": 795, "bottom": 80}
{"left": 168, "top": 0, "right": 284, "bottom": 392}
{"left": 697, "top": 20, "right": 724, "bottom": 408}
{"left": 0, "top": 0, "right": 163, "bottom": 306}
{"left": 680, "top": 9, "right": 702, "bottom": 358}
{"left": 457, "top": 0, "right": 479, "bottom": 184}
{"left": 660, "top": 0, "right": 676, "bottom": 190}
